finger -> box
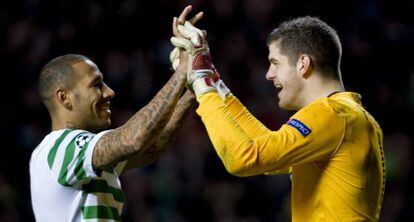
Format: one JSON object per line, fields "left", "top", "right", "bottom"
{"left": 178, "top": 25, "right": 201, "bottom": 46}
{"left": 171, "top": 37, "right": 192, "bottom": 52}
{"left": 177, "top": 25, "right": 192, "bottom": 39}
{"left": 184, "top": 21, "right": 204, "bottom": 38}
{"left": 178, "top": 5, "right": 192, "bottom": 25}
{"left": 170, "top": 47, "right": 180, "bottom": 70}
{"left": 189, "top": 12, "right": 204, "bottom": 25}
{"left": 172, "top": 17, "right": 183, "bottom": 38}
{"left": 172, "top": 59, "right": 180, "bottom": 70}
{"left": 169, "top": 47, "right": 180, "bottom": 62}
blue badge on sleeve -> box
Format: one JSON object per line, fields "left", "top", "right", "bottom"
{"left": 287, "top": 119, "right": 311, "bottom": 137}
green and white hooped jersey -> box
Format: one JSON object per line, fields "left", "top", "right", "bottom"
{"left": 30, "top": 129, "right": 126, "bottom": 222}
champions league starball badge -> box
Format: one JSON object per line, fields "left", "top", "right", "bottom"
{"left": 75, "top": 134, "right": 94, "bottom": 149}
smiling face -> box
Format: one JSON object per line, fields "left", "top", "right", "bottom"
{"left": 69, "top": 60, "right": 115, "bottom": 132}
{"left": 266, "top": 41, "right": 304, "bottom": 110}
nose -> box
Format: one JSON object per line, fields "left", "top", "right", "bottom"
{"left": 103, "top": 83, "right": 115, "bottom": 100}
{"left": 266, "top": 66, "right": 276, "bottom": 81}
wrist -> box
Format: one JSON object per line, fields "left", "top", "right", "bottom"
{"left": 211, "top": 70, "right": 231, "bottom": 99}
{"left": 192, "top": 77, "right": 217, "bottom": 98}
{"left": 214, "top": 79, "right": 231, "bottom": 99}
{"left": 183, "top": 90, "right": 197, "bottom": 101}
{"left": 174, "top": 67, "right": 187, "bottom": 81}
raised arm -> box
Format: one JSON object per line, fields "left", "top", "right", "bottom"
{"left": 123, "top": 90, "right": 196, "bottom": 170}
{"left": 92, "top": 6, "right": 201, "bottom": 171}
{"left": 119, "top": 6, "right": 203, "bottom": 170}
{"left": 172, "top": 22, "right": 345, "bottom": 177}
{"left": 92, "top": 65, "right": 187, "bottom": 170}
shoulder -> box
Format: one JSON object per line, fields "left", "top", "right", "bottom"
{"left": 288, "top": 98, "right": 345, "bottom": 138}
{"left": 31, "top": 130, "right": 74, "bottom": 156}
{"left": 30, "top": 129, "right": 96, "bottom": 165}
{"left": 293, "top": 98, "right": 341, "bottom": 124}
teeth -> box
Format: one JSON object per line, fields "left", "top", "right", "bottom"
{"left": 275, "top": 84, "right": 282, "bottom": 89}
{"left": 100, "top": 102, "right": 110, "bottom": 110}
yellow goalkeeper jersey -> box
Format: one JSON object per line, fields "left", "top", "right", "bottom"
{"left": 196, "top": 91, "right": 385, "bottom": 221}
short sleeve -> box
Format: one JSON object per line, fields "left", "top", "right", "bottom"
{"left": 48, "top": 130, "right": 110, "bottom": 187}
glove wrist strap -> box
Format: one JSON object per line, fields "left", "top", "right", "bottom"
{"left": 214, "top": 79, "right": 231, "bottom": 99}
{"left": 192, "top": 77, "right": 217, "bottom": 98}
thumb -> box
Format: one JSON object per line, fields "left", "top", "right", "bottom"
{"left": 171, "top": 37, "right": 193, "bottom": 52}
{"left": 169, "top": 47, "right": 180, "bottom": 70}
{"left": 169, "top": 47, "right": 180, "bottom": 62}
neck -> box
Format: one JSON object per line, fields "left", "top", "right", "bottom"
{"left": 299, "top": 76, "right": 344, "bottom": 108}
{"left": 51, "top": 112, "right": 81, "bottom": 131}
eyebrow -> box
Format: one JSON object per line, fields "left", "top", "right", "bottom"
{"left": 269, "top": 57, "right": 279, "bottom": 63}
{"left": 89, "top": 74, "right": 103, "bottom": 85}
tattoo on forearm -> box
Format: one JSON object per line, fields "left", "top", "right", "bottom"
{"left": 155, "top": 92, "right": 195, "bottom": 148}
{"left": 147, "top": 100, "right": 168, "bottom": 130}
{"left": 93, "top": 70, "right": 187, "bottom": 169}
{"left": 124, "top": 91, "right": 196, "bottom": 170}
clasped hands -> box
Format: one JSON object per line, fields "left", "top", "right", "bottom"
{"left": 171, "top": 6, "right": 229, "bottom": 98}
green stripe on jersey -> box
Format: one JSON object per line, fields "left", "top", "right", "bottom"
{"left": 57, "top": 134, "right": 78, "bottom": 186}
{"left": 74, "top": 138, "right": 93, "bottom": 181}
{"left": 47, "top": 129, "right": 71, "bottom": 169}
{"left": 83, "top": 179, "right": 125, "bottom": 203}
{"left": 81, "top": 205, "right": 121, "bottom": 220}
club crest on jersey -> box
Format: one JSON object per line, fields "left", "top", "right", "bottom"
{"left": 75, "top": 134, "right": 94, "bottom": 149}
{"left": 287, "top": 119, "right": 311, "bottom": 137}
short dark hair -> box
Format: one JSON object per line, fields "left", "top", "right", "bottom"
{"left": 38, "top": 54, "right": 89, "bottom": 104}
{"left": 267, "top": 16, "right": 342, "bottom": 80}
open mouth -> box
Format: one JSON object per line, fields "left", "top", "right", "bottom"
{"left": 99, "top": 102, "right": 111, "bottom": 113}
{"left": 275, "top": 84, "right": 283, "bottom": 98}
{"left": 275, "top": 84, "right": 283, "bottom": 90}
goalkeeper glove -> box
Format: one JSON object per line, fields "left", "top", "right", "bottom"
{"left": 170, "top": 22, "right": 231, "bottom": 98}
{"left": 169, "top": 47, "right": 180, "bottom": 71}
{"left": 171, "top": 21, "right": 216, "bottom": 97}
{"left": 170, "top": 48, "right": 230, "bottom": 99}
{"left": 211, "top": 66, "right": 231, "bottom": 99}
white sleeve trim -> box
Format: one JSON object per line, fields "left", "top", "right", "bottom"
{"left": 84, "top": 130, "right": 112, "bottom": 178}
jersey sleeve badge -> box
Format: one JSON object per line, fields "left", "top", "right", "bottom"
{"left": 287, "top": 119, "right": 312, "bottom": 137}
{"left": 75, "top": 133, "right": 94, "bottom": 149}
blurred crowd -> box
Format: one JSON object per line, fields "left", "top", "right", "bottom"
{"left": 1, "top": 0, "right": 413, "bottom": 221}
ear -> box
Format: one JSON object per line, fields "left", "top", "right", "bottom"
{"left": 56, "top": 88, "right": 72, "bottom": 110}
{"left": 296, "top": 54, "right": 313, "bottom": 78}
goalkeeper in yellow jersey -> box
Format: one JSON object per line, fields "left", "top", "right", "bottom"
{"left": 171, "top": 10, "right": 385, "bottom": 221}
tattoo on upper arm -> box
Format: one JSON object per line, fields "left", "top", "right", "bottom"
{"left": 93, "top": 131, "right": 120, "bottom": 169}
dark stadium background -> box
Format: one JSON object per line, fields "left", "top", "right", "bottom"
{"left": 1, "top": 0, "right": 413, "bottom": 221}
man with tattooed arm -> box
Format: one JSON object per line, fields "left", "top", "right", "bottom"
{"left": 29, "top": 6, "right": 201, "bottom": 222}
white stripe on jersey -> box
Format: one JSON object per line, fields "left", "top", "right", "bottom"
{"left": 83, "top": 192, "right": 123, "bottom": 214}
{"left": 50, "top": 130, "right": 84, "bottom": 185}
{"left": 101, "top": 170, "right": 122, "bottom": 188}
{"left": 82, "top": 130, "right": 109, "bottom": 178}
